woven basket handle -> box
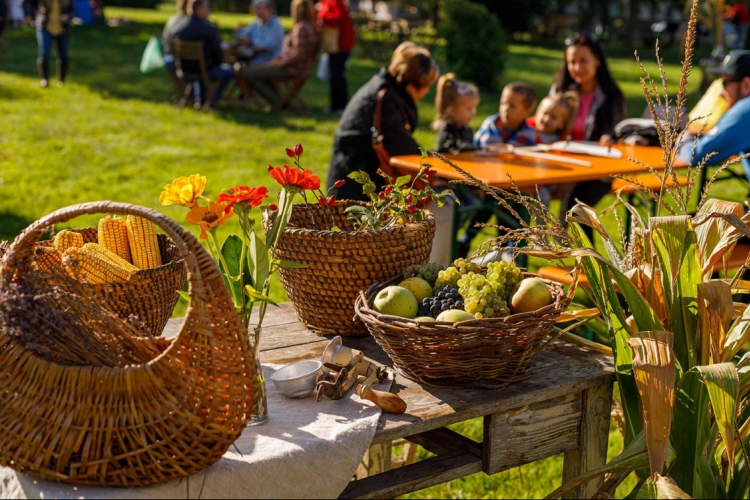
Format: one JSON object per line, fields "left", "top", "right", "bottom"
{"left": 0, "top": 201, "right": 211, "bottom": 299}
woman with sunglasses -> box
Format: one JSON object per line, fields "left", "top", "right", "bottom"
{"left": 550, "top": 33, "right": 627, "bottom": 236}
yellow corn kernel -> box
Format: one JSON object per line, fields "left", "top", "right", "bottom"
{"left": 82, "top": 243, "right": 138, "bottom": 272}
{"left": 62, "top": 247, "right": 133, "bottom": 284}
{"left": 53, "top": 230, "right": 84, "bottom": 253}
{"left": 98, "top": 216, "right": 131, "bottom": 263}
{"left": 33, "top": 247, "right": 63, "bottom": 273}
{"left": 126, "top": 216, "right": 162, "bottom": 269}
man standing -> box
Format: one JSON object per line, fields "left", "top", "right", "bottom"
{"left": 681, "top": 50, "right": 750, "bottom": 181}
{"left": 171, "top": 0, "right": 234, "bottom": 106}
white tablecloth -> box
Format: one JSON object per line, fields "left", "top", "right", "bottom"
{"left": 1, "top": 364, "right": 390, "bottom": 499}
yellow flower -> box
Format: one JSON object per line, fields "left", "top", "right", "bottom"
{"left": 159, "top": 174, "right": 207, "bottom": 208}
{"left": 186, "top": 200, "right": 234, "bottom": 239}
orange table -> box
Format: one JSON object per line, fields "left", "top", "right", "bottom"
{"left": 390, "top": 145, "right": 678, "bottom": 189}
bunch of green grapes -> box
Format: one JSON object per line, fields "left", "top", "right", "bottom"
{"left": 434, "top": 258, "right": 483, "bottom": 290}
{"left": 485, "top": 261, "right": 522, "bottom": 301}
{"left": 456, "top": 272, "right": 509, "bottom": 319}
{"left": 403, "top": 262, "right": 444, "bottom": 287}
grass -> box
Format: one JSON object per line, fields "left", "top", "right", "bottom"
{"left": 0, "top": 6, "right": 747, "bottom": 498}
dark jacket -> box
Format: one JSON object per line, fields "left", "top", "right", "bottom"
{"left": 171, "top": 15, "right": 224, "bottom": 72}
{"left": 327, "top": 68, "right": 420, "bottom": 201}
{"left": 550, "top": 83, "right": 627, "bottom": 142}
{"left": 434, "top": 122, "right": 476, "bottom": 154}
{"left": 23, "top": 0, "right": 74, "bottom": 34}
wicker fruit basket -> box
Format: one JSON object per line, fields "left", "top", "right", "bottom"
{"left": 272, "top": 200, "right": 435, "bottom": 336}
{"left": 36, "top": 227, "right": 187, "bottom": 336}
{"left": 0, "top": 201, "right": 257, "bottom": 486}
{"left": 355, "top": 273, "right": 570, "bottom": 388}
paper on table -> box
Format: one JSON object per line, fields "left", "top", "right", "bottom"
{"left": 530, "top": 141, "right": 623, "bottom": 159}
{"left": 0, "top": 364, "right": 392, "bottom": 500}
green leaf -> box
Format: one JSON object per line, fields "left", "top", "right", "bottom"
{"left": 221, "top": 234, "right": 247, "bottom": 300}
{"left": 177, "top": 290, "right": 191, "bottom": 303}
{"left": 330, "top": 225, "right": 341, "bottom": 232}
{"left": 274, "top": 259, "right": 308, "bottom": 269}
{"left": 636, "top": 475, "right": 691, "bottom": 499}
{"left": 347, "top": 171, "right": 372, "bottom": 185}
{"left": 244, "top": 285, "right": 279, "bottom": 306}
{"left": 697, "top": 363, "right": 740, "bottom": 474}
{"left": 671, "top": 368, "right": 718, "bottom": 498}
{"left": 395, "top": 175, "right": 412, "bottom": 188}
{"left": 344, "top": 205, "right": 368, "bottom": 215}
{"left": 249, "top": 230, "right": 270, "bottom": 294}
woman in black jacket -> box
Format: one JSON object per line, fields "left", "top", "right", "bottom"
{"left": 23, "top": 0, "right": 74, "bottom": 87}
{"left": 326, "top": 41, "right": 439, "bottom": 201}
{"left": 550, "top": 33, "right": 628, "bottom": 234}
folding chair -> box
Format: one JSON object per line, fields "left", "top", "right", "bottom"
{"left": 275, "top": 75, "right": 312, "bottom": 113}
{"left": 171, "top": 40, "right": 219, "bottom": 111}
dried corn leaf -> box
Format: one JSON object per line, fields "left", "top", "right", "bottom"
{"left": 696, "top": 281, "right": 733, "bottom": 365}
{"left": 626, "top": 265, "right": 668, "bottom": 328}
{"left": 694, "top": 210, "right": 750, "bottom": 275}
{"left": 556, "top": 307, "right": 600, "bottom": 323}
{"left": 628, "top": 331, "right": 676, "bottom": 476}
{"left": 695, "top": 199, "right": 744, "bottom": 274}
{"left": 725, "top": 302, "right": 750, "bottom": 362}
{"left": 696, "top": 363, "right": 739, "bottom": 474}
{"left": 636, "top": 474, "right": 691, "bottom": 499}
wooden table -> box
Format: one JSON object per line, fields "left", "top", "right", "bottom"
{"left": 249, "top": 303, "right": 615, "bottom": 499}
{"left": 390, "top": 144, "right": 673, "bottom": 189}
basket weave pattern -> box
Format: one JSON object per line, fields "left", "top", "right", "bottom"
{"left": 355, "top": 274, "right": 570, "bottom": 388}
{"left": 273, "top": 201, "right": 435, "bottom": 336}
{"left": 0, "top": 201, "right": 257, "bottom": 486}
{"left": 38, "top": 227, "right": 187, "bottom": 336}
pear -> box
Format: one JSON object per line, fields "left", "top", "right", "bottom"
{"left": 510, "top": 278, "right": 553, "bottom": 315}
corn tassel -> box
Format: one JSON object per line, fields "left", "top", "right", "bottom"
{"left": 98, "top": 216, "right": 132, "bottom": 263}
{"left": 53, "top": 230, "right": 84, "bottom": 253}
{"left": 33, "top": 247, "right": 62, "bottom": 274}
{"left": 126, "top": 216, "right": 162, "bottom": 269}
{"left": 62, "top": 247, "right": 134, "bottom": 284}
{"left": 82, "top": 243, "right": 138, "bottom": 272}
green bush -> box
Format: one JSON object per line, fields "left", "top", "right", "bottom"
{"left": 207, "top": 0, "right": 289, "bottom": 15}
{"left": 439, "top": 0, "right": 507, "bottom": 91}
{"left": 106, "top": 0, "right": 162, "bottom": 9}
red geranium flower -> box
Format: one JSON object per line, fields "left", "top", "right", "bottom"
{"left": 269, "top": 165, "right": 320, "bottom": 191}
{"left": 218, "top": 185, "right": 269, "bottom": 212}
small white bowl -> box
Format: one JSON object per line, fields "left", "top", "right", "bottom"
{"left": 270, "top": 360, "right": 323, "bottom": 398}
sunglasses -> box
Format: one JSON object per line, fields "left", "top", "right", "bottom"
{"left": 723, "top": 77, "right": 741, "bottom": 89}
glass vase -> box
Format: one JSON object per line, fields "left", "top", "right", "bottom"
{"left": 247, "top": 336, "right": 269, "bottom": 426}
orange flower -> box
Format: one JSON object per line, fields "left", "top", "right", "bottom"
{"left": 218, "top": 185, "right": 269, "bottom": 212}
{"left": 185, "top": 200, "right": 234, "bottom": 239}
{"left": 268, "top": 165, "right": 320, "bottom": 191}
{"left": 159, "top": 174, "right": 207, "bottom": 208}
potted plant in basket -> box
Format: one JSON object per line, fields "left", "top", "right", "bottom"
{"left": 159, "top": 144, "right": 334, "bottom": 425}
{"left": 271, "top": 153, "right": 456, "bottom": 337}
{"left": 439, "top": 1, "right": 750, "bottom": 496}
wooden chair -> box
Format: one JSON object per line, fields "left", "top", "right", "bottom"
{"left": 171, "top": 40, "right": 219, "bottom": 111}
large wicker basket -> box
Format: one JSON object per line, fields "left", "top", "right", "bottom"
{"left": 355, "top": 273, "right": 570, "bottom": 388}
{"left": 0, "top": 201, "right": 257, "bottom": 486}
{"left": 273, "top": 201, "right": 435, "bottom": 336}
{"left": 37, "top": 227, "right": 187, "bottom": 336}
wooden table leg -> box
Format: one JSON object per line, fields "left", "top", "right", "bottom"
{"left": 356, "top": 441, "right": 392, "bottom": 479}
{"left": 561, "top": 383, "right": 614, "bottom": 499}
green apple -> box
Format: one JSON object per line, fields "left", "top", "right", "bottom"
{"left": 510, "top": 278, "right": 553, "bottom": 315}
{"left": 373, "top": 286, "right": 418, "bottom": 318}
{"left": 436, "top": 309, "right": 475, "bottom": 322}
{"left": 398, "top": 277, "right": 433, "bottom": 302}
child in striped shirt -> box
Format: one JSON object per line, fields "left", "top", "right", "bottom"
{"left": 474, "top": 82, "right": 539, "bottom": 148}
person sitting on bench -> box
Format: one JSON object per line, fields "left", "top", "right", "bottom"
{"left": 239, "top": 0, "right": 317, "bottom": 111}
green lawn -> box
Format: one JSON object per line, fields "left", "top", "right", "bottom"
{"left": 0, "top": 6, "right": 747, "bottom": 498}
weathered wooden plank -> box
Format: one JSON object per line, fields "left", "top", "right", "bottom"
{"left": 405, "top": 427, "right": 482, "bottom": 457}
{"left": 369, "top": 342, "right": 614, "bottom": 444}
{"left": 562, "top": 383, "right": 614, "bottom": 499}
{"left": 483, "top": 393, "right": 581, "bottom": 475}
{"left": 340, "top": 448, "right": 483, "bottom": 499}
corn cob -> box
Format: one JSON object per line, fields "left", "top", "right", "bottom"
{"left": 62, "top": 247, "right": 133, "bottom": 285}
{"left": 97, "top": 216, "right": 132, "bottom": 263}
{"left": 53, "top": 230, "right": 84, "bottom": 253}
{"left": 126, "top": 216, "right": 162, "bottom": 269}
{"left": 82, "top": 243, "right": 138, "bottom": 272}
{"left": 33, "top": 247, "right": 63, "bottom": 274}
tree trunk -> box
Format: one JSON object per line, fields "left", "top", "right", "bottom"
{"left": 623, "top": 0, "right": 642, "bottom": 55}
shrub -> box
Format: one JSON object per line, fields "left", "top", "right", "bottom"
{"left": 105, "top": 0, "right": 162, "bottom": 9}
{"left": 439, "top": 0, "right": 507, "bottom": 91}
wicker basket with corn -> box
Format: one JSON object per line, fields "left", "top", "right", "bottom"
{"left": 33, "top": 213, "right": 186, "bottom": 336}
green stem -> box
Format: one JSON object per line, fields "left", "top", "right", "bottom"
{"left": 208, "top": 229, "right": 240, "bottom": 310}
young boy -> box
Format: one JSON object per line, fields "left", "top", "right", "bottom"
{"left": 474, "top": 82, "right": 539, "bottom": 148}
